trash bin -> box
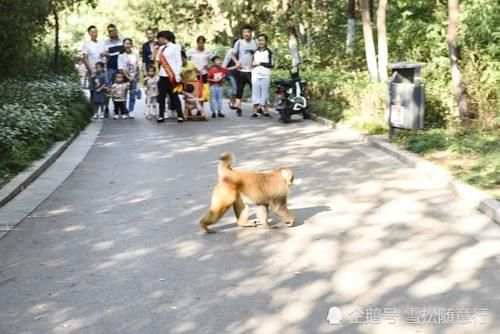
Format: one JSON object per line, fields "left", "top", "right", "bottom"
{"left": 388, "top": 62, "right": 425, "bottom": 137}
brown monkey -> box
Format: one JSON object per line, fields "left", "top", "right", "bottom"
{"left": 199, "top": 152, "right": 296, "bottom": 233}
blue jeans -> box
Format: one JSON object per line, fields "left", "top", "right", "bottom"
{"left": 226, "top": 73, "right": 237, "bottom": 97}
{"left": 106, "top": 68, "right": 118, "bottom": 84}
{"left": 210, "top": 85, "right": 223, "bottom": 113}
{"left": 128, "top": 79, "right": 137, "bottom": 112}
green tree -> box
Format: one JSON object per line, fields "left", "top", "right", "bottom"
{"left": 49, "top": 0, "right": 97, "bottom": 73}
{"left": 0, "top": 0, "right": 51, "bottom": 76}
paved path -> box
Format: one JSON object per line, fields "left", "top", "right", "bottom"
{"left": 1, "top": 98, "right": 499, "bottom": 334}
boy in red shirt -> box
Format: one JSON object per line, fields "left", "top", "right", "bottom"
{"left": 208, "top": 56, "right": 236, "bottom": 118}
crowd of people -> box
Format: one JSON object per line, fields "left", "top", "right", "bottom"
{"left": 80, "top": 24, "right": 275, "bottom": 123}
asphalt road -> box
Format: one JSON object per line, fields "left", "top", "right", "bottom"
{"left": 0, "top": 98, "right": 499, "bottom": 334}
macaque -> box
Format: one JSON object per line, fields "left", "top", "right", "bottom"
{"left": 200, "top": 152, "right": 296, "bottom": 233}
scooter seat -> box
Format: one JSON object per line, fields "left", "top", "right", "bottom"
{"left": 274, "top": 78, "right": 294, "bottom": 86}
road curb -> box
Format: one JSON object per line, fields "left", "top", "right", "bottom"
{"left": 309, "top": 112, "right": 500, "bottom": 225}
{"left": 0, "top": 121, "right": 103, "bottom": 241}
{"left": 0, "top": 133, "right": 79, "bottom": 208}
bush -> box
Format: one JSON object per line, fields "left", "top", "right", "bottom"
{"left": 0, "top": 75, "right": 91, "bottom": 186}
{"left": 297, "top": 66, "right": 388, "bottom": 133}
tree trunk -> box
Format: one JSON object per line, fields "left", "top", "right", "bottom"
{"left": 346, "top": 0, "right": 356, "bottom": 55}
{"left": 283, "top": 0, "right": 300, "bottom": 71}
{"left": 447, "top": 0, "right": 469, "bottom": 119}
{"left": 376, "top": 0, "right": 388, "bottom": 81}
{"left": 360, "top": 0, "right": 379, "bottom": 81}
{"left": 54, "top": 7, "right": 61, "bottom": 73}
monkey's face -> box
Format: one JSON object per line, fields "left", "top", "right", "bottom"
{"left": 279, "top": 168, "right": 294, "bottom": 186}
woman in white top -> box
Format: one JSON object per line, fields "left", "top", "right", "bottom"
{"left": 187, "top": 36, "right": 214, "bottom": 83}
{"left": 118, "top": 38, "right": 140, "bottom": 118}
{"left": 251, "top": 33, "right": 274, "bottom": 119}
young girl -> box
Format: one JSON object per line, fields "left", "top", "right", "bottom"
{"left": 251, "top": 33, "right": 274, "bottom": 119}
{"left": 118, "top": 38, "right": 139, "bottom": 118}
{"left": 110, "top": 71, "right": 130, "bottom": 119}
{"left": 181, "top": 51, "right": 197, "bottom": 82}
{"left": 92, "top": 61, "right": 107, "bottom": 119}
{"left": 144, "top": 66, "right": 159, "bottom": 119}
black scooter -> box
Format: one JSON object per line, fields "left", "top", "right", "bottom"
{"left": 274, "top": 63, "right": 310, "bottom": 123}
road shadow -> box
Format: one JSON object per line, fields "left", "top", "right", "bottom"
{"left": 0, "top": 100, "right": 498, "bottom": 334}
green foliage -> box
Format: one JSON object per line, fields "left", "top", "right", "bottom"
{"left": 310, "top": 100, "right": 344, "bottom": 123}
{"left": 393, "top": 129, "right": 449, "bottom": 154}
{"left": 0, "top": 76, "right": 91, "bottom": 186}
{"left": 394, "top": 128, "right": 500, "bottom": 196}
{"left": 0, "top": 1, "right": 51, "bottom": 77}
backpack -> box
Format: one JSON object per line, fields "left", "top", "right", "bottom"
{"left": 233, "top": 39, "right": 257, "bottom": 61}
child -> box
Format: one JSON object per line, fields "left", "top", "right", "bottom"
{"left": 183, "top": 84, "right": 204, "bottom": 117}
{"left": 207, "top": 56, "right": 236, "bottom": 118}
{"left": 92, "top": 62, "right": 107, "bottom": 119}
{"left": 109, "top": 71, "right": 130, "bottom": 119}
{"left": 181, "top": 51, "right": 197, "bottom": 82}
{"left": 144, "top": 66, "right": 159, "bottom": 119}
{"left": 76, "top": 59, "right": 88, "bottom": 88}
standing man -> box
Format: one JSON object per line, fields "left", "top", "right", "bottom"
{"left": 81, "top": 25, "right": 106, "bottom": 114}
{"left": 156, "top": 30, "right": 184, "bottom": 123}
{"left": 103, "top": 24, "right": 123, "bottom": 117}
{"left": 142, "top": 28, "right": 158, "bottom": 73}
{"left": 231, "top": 25, "right": 258, "bottom": 117}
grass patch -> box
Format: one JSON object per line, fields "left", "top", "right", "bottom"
{"left": 0, "top": 75, "right": 91, "bottom": 188}
{"left": 393, "top": 128, "right": 500, "bottom": 199}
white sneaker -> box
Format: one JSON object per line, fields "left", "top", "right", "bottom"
{"left": 129, "top": 112, "right": 135, "bottom": 119}
{"left": 113, "top": 115, "right": 119, "bottom": 120}
{"left": 123, "top": 114, "right": 129, "bottom": 120}
{"left": 99, "top": 114, "right": 104, "bottom": 119}
{"left": 92, "top": 114, "right": 98, "bottom": 119}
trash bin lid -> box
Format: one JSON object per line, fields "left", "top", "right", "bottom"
{"left": 389, "top": 62, "right": 425, "bottom": 69}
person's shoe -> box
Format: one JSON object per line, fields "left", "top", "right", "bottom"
{"left": 237, "top": 108, "right": 242, "bottom": 117}
{"left": 156, "top": 117, "right": 165, "bottom": 123}
{"left": 217, "top": 112, "right": 225, "bottom": 118}
{"left": 123, "top": 114, "right": 129, "bottom": 120}
{"left": 257, "top": 108, "right": 265, "bottom": 115}
{"left": 177, "top": 117, "right": 184, "bottom": 123}
{"left": 92, "top": 114, "right": 98, "bottom": 119}
{"left": 99, "top": 114, "right": 104, "bottom": 119}
{"left": 128, "top": 112, "right": 135, "bottom": 119}
{"left": 263, "top": 112, "right": 272, "bottom": 118}
{"left": 113, "top": 114, "right": 119, "bottom": 120}
{"left": 251, "top": 113, "right": 260, "bottom": 119}
{"left": 211, "top": 112, "right": 216, "bottom": 118}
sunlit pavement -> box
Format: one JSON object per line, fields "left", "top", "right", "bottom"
{"left": 0, "top": 96, "right": 499, "bottom": 334}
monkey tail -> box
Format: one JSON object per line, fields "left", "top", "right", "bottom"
{"left": 219, "top": 152, "right": 234, "bottom": 168}
{"left": 218, "top": 152, "right": 235, "bottom": 180}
